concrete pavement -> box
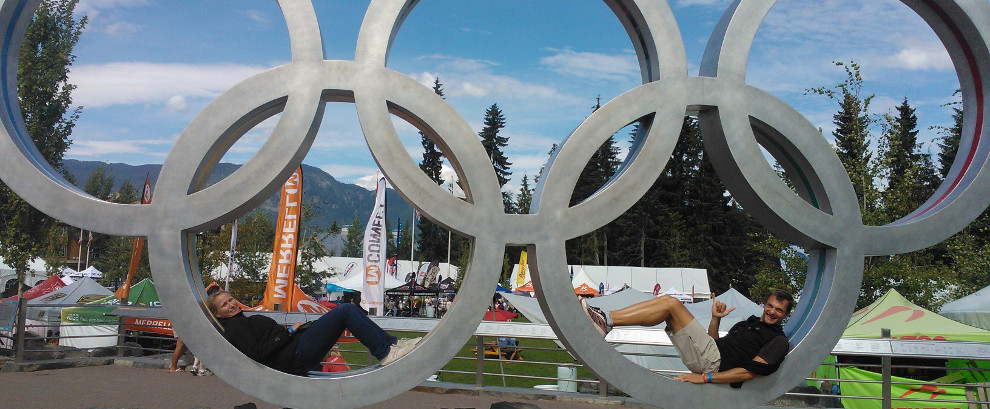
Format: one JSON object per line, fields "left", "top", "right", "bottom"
{"left": 0, "top": 361, "right": 648, "bottom": 409}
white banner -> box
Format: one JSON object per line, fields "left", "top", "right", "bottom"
{"left": 362, "top": 174, "right": 387, "bottom": 315}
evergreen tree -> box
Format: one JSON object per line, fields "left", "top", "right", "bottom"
{"left": 566, "top": 98, "right": 620, "bottom": 265}
{"left": 937, "top": 91, "right": 963, "bottom": 180}
{"left": 342, "top": 216, "right": 363, "bottom": 258}
{"left": 0, "top": 0, "right": 85, "bottom": 290}
{"left": 535, "top": 144, "right": 557, "bottom": 184}
{"left": 807, "top": 61, "right": 877, "bottom": 218}
{"left": 416, "top": 78, "right": 449, "bottom": 262}
{"left": 478, "top": 103, "right": 513, "bottom": 211}
{"left": 80, "top": 167, "right": 154, "bottom": 285}
{"left": 887, "top": 98, "right": 920, "bottom": 188}
{"left": 877, "top": 98, "right": 934, "bottom": 220}
{"left": 515, "top": 174, "right": 533, "bottom": 214}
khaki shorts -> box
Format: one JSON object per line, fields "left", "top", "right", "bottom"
{"left": 666, "top": 319, "right": 721, "bottom": 374}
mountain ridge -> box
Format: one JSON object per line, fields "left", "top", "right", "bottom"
{"left": 62, "top": 159, "right": 415, "bottom": 229}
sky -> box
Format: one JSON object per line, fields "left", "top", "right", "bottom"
{"left": 63, "top": 0, "right": 960, "bottom": 193}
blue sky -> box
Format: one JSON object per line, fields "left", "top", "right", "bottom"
{"left": 64, "top": 0, "right": 959, "bottom": 192}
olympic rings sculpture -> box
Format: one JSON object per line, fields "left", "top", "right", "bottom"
{"left": 1, "top": 0, "right": 989, "bottom": 408}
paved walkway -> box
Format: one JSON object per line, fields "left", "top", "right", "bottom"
{"left": 0, "top": 362, "right": 647, "bottom": 409}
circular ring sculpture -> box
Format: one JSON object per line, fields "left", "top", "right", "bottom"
{"left": 1, "top": 0, "right": 989, "bottom": 408}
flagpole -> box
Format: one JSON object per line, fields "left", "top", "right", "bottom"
{"left": 410, "top": 209, "right": 416, "bottom": 264}
{"left": 446, "top": 183, "right": 452, "bottom": 280}
{"left": 225, "top": 219, "right": 238, "bottom": 291}
{"left": 77, "top": 228, "right": 84, "bottom": 271}
{"left": 85, "top": 232, "right": 92, "bottom": 268}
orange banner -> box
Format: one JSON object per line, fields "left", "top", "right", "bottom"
{"left": 290, "top": 283, "right": 330, "bottom": 313}
{"left": 261, "top": 167, "right": 304, "bottom": 312}
{"left": 121, "top": 175, "right": 153, "bottom": 300}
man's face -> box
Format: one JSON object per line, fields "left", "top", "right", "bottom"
{"left": 761, "top": 295, "right": 791, "bottom": 325}
{"left": 213, "top": 292, "right": 241, "bottom": 319}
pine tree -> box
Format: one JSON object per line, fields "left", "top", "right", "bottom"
{"left": 807, "top": 61, "right": 876, "bottom": 217}
{"left": 342, "top": 217, "right": 363, "bottom": 258}
{"left": 566, "top": 98, "right": 620, "bottom": 265}
{"left": 416, "top": 78, "right": 449, "bottom": 262}
{"left": 878, "top": 98, "right": 931, "bottom": 221}
{"left": 535, "top": 144, "right": 557, "bottom": 185}
{"left": 515, "top": 174, "right": 533, "bottom": 214}
{"left": 937, "top": 92, "right": 963, "bottom": 180}
{"left": 0, "top": 0, "right": 86, "bottom": 290}
{"left": 478, "top": 103, "right": 513, "bottom": 211}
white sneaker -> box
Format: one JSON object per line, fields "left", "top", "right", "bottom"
{"left": 380, "top": 337, "right": 422, "bottom": 366}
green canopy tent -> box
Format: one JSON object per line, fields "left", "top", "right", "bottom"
{"left": 60, "top": 278, "right": 171, "bottom": 349}
{"left": 823, "top": 289, "right": 990, "bottom": 408}
{"left": 844, "top": 289, "right": 990, "bottom": 342}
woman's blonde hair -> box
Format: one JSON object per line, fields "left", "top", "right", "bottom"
{"left": 206, "top": 290, "right": 229, "bottom": 318}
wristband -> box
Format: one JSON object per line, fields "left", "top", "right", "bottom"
{"left": 707, "top": 372, "right": 712, "bottom": 383}
{"left": 287, "top": 326, "right": 295, "bottom": 334}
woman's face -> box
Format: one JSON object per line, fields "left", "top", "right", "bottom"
{"left": 213, "top": 292, "right": 241, "bottom": 319}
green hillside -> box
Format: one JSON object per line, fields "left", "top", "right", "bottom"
{"left": 63, "top": 159, "right": 415, "bottom": 229}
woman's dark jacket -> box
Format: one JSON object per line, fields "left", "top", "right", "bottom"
{"left": 218, "top": 312, "right": 299, "bottom": 373}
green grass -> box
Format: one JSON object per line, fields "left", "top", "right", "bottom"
{"left": 334, "top": 331, "right": 598, "bottom": 389}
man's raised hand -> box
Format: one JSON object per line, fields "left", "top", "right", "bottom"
{"left": 712, "top": 299, "right": 735, "bottom": 319}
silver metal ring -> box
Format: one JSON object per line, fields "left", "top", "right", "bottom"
{"left": 2, "top": 1, "right": 989, "bottom": 408}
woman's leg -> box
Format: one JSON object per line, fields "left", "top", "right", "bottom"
{"left": 168, "top": 338, "right": 187, "bottom": 372}
{"left": 292, "top": 304, "right": 397, "bottom": 373}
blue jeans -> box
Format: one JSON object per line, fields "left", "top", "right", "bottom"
{"left": 291, "top": 303, "right": 396, "bottom": 374}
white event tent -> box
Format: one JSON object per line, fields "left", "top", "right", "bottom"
{"left": 508, "top": 264, "right": 710, "bottom": 299}
{"left": 940, "top": 285, "right": 990, "bottom": 330}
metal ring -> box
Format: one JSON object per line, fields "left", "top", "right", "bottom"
{"left": 2, "top": 1, "right": 990, "bottom": 408}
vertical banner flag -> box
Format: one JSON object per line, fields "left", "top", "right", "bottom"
{"left": 516, "top": 250, "right": 528, "bottom": 288}
{"left": 121, "top": 175, "right": 153, "bottom": 300}
{"left": 261, "top": 167, "right": 303, "bottom": 312}
{"left": 225, "top": 219, "right": 238, "bottom": 291}
{"left": 362, "top": 174, "right": 387, "bottom": 315}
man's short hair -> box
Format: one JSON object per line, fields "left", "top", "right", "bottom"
{"left": 768, "top": 289, "right": 795, "bottom": 314}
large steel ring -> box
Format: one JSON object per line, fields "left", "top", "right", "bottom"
{"left": 1, "top": 1, "right": 989, "bottom": 409}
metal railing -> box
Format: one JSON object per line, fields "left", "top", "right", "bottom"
{"left": 3, "top": 303, "right": 989, "bottom": 409}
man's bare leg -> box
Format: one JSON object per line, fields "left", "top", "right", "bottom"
{"left": 609, "top": 295, "right": 696, "bottom": 333}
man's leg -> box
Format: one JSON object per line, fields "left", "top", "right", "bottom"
{"left": 609, "top": 295, "right": 696, "bottom": 332}
{"left": 293, "top": 303, "right": 397, "bottom": 373}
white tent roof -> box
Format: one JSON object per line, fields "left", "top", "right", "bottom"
{"left": 509, "top": 264, "right": 710, "bottom": 298}
{"left": 571, "top": 267, "right": 597, "bottom": 289}
{"left": 329, "top": 270, "right": 406, "bottom": 292}
{"left": 26, "top": 277, "right": 112, "bottom": 324}
{"left": 64, "top": 266, "right": 102, "bottom": 278}
{"left": 940, "top": 285, "right": 990, "bottom": 330}
{"left": 509, "top": 264, "right": 532, "bottom": 291}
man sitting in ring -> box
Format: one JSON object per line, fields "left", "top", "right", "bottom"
{"left": 584, "top": 289, "right": 793, "bottom": 387}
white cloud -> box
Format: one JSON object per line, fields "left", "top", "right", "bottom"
{"left": 69, "top": 137, "right": 171, "bottom": 157}
{"left": 165, "top": 95, "right": 188, "bottom": 113}
{"left": 245, "top": 9, "right": 270, "bottom": 25}
{"left": 540, "top": 48, "right": 639, "bottom": 82}
{"left": 100, "top": 21, "right": 140, "bottom": 36}
{"left": 321, "top": 164, "right": 380, "bottom": 189}
{"left": 77, "top": 0, "right": 149, "bottom": 17}
{"left": 878, "top": 42, "right": 952, "bottom": 71}
{"left": 76, "top": 0, "right": 149, "bottom": 34}
{"left": 352, "top": 174, "right": 380, "bottom": 191}
{"left": 410, "top": 55, "right": 580, "bottom": 104}
{"left": 70, "top": 62, "right": 268, "bottom": 108}
{"left": 674, "top": 0, "right": 732, "bottom": 6}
